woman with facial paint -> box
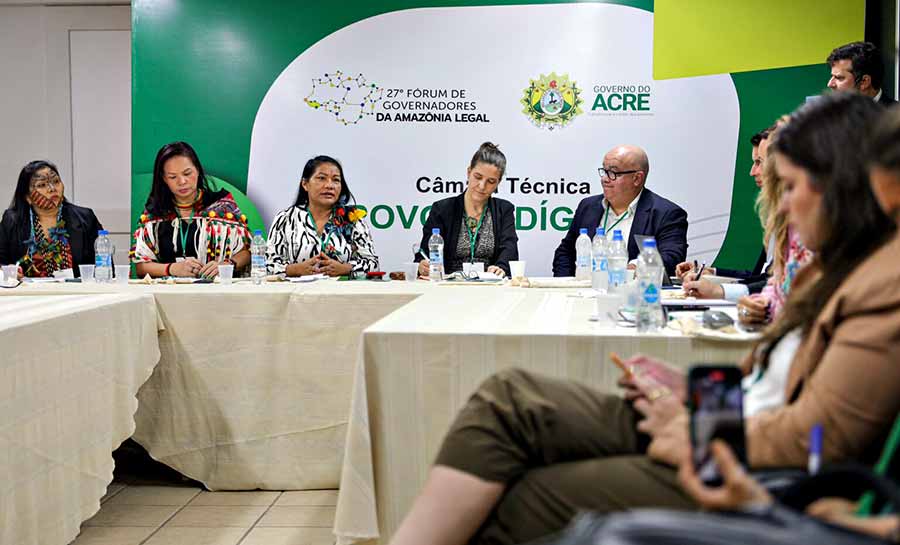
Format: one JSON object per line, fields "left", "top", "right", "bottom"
{"left": 0, "top": 160, "right": 104, "bottom": 279}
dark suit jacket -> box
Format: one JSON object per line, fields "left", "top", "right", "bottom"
{"left": 416, "top": 193, "right": 519, "bottom": 276}
{"left": 878, "top": 92, "right": 896, "bottom": 107}
{"left": 0, "top": 202, "right": 104, "bottom": 277}
{"left": 718, "top": 247, "right": 768, "bottom": 294}
{"left": 552, "top": 188, "right": 688, "bottom": 277}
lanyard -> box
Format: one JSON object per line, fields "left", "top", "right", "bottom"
{"left": 308, "top": 210, "right": 335, "bottom": 253}
{"left": 178, "top": 208, "right": 195, "bottom": 256}
{"left": 602, "top": 204, "right": 629, "bottom": 234}
{"left": 466, "top": 206, "right": 488, "bottom": 262}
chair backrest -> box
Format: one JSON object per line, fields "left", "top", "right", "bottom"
{"left": 858, "top": 413, "right": 900, "bottom": 515}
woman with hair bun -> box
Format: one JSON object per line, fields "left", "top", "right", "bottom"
{"left": 416, "top": 142, "right": 519, "bottom": 278}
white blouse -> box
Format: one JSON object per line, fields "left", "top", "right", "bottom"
{"left": 265, "top": 204, "right": 378, "bottom": 275}
{"left": 742, "top": 328, "right": 803, "bottom": 417}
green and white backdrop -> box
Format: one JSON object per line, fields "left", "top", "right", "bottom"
{"left": 132, "top": 0, "right": 863, "bottom": 276}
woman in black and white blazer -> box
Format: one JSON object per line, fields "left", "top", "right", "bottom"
{"left": 266, "top": 155, "right": 378, "bottom": 277}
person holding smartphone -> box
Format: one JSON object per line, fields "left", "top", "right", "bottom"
{"left": 677, "top": 440, "right": 900, "bottom": 542}
{"left": 388, "top": 94, "right": 900, "bottom": 545}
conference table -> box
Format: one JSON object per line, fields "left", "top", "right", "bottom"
{"left": 333, "top": 286, "right": 754, "bottom": 544}
{"left": 0, "top": 278, "right": 755, "bottom": 545}
{"left": 0, "top": 280, "right": 430, "bottom": 492}
{"left": 0, "top": 293, "right": 160, "bottom": 545}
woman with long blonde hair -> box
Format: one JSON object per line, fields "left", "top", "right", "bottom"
{"left": 737, "top": 121, "right": 814, "bottom": 325}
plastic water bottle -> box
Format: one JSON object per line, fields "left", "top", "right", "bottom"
{"left": 591, "top": 227, "right": 608, "bottom": 292}
{"left": 94, "top": 229, "right": 113, "bottom": 282}
{"left": 636, "top": 239, "right": 664, "bottom": 332}
{"left": 607, "top": 230, "right": 628, "bottom": 294}
{"left": 251, "top": 230, "right": 266, "bottom": 285}
{"left": 428, "top": 228, "right": 444, "bottom": 282}
{"left": 575, "top": 228, "right": 592, "bottom": 280}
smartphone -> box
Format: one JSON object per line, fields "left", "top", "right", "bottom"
{"left": 688, "top": 365, "right": 746, "bottom": 486}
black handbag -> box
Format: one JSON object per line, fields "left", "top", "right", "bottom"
{"left": 528, "top": 464, "right": 899, "bottom": 545}
{"left": 530, "top": 507, "right": 891, "bottom": 545}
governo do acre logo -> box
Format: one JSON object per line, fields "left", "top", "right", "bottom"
{"left": 521, "top": 72, "right": 583, "bottom": 130}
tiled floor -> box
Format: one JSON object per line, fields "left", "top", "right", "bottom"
{"left": 70, "top": 483, "right": 338, "bottom": 545}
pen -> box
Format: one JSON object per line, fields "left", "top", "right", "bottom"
{"left": 685, "top": 262, "right": 706, "bottom": 296}
{"left": 808, "top": 423, "right": 823, "bottom": 474}
{"left": 417, "top": 249, "right": 429, "bottom": 262}
{"left": 696, "top": 262, "right": 707, "bottom": 279}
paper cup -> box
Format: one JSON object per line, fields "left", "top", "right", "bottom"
{"left": 219, "top": 264, "right": 235, "bottom": 285}
{"left": 596, "top": 293, "right": 624, "bottom": 323}
{"left": 509, "top": 260, "right": 526, "bottom": 278}
{"left": 403, "top": 262, "right": 418, "bottom": 282}
{"left": 1, "top": 264, "right": 17, "bottom": 284}
{"left": 115, "top": 265, "right": 130, "bottom": 285}
{"left": 78, "top": 264, "right": 95, "bottom": 282}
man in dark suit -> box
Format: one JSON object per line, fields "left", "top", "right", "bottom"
{"left": 827, "top": 41, "right": 896, "bottom": 106}
{"left": 678, "top": 128, "right": 773, "bottom": 301}
{"left": 552, "top": 145, "right": 687, "bottom": 277}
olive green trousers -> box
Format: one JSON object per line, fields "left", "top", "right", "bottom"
{"left": 434, "top": 369, "right": 696, "bottom": 544}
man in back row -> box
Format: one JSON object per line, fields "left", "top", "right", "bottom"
{"left": 552, "top": 144, "right": 687, "bottom": 277}
{"left": 828, "top": 41, "right": 896, "bottom": 106}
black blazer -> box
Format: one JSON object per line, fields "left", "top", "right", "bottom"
{"left": 718, "top": 247, "right": 767, "bottom": 280}
{"left": 717, "top": 247, "right": 769, "bottom": 294}
{"left": 878, "top": 93, "right": 896, "bottom": 107}
{"left": 415, "top": 193, "right": 519, "bottom": 276}
{"left": 552, "top": 188, "right": 688, "bottom": 277}
{"left": 0, "top": 202, "right": 104, "bottom": 277}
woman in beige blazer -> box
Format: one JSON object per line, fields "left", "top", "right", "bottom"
{"left": 389, "top": 94, "right": 900, "bottom": 545}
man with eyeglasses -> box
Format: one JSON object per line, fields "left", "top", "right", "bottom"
{"left": 552, "top": 145, "right": 687, "bottom": 277}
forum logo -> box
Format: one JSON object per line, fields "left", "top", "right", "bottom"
{"left": 304, "top": 70, "right": 383, "bottom": 125}
{"left": 520, "top": 72, "right": 583, "bottom": 130}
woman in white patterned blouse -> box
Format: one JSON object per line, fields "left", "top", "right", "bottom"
{"left": 266, "top": 155, "right": 378, "bottom": 277}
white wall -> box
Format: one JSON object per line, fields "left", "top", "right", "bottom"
{"left": 0, "top": 6, "right": 49, "bottom": 211}
{"left": 0, "top": 3, "right": 131, "bottom": 265}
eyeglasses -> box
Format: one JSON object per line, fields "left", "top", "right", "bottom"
{"left": 598, "top": 167, "right": 640, "bottom": 181}
{"left": 30, "top": 175, "right": 62, "bottom": 191}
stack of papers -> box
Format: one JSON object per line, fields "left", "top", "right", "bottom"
{"left": 518, "top": 277, "right": 591, "bottom": 288}
{"left": 288, "top": 273, "right": 329, "bottom": 283}
{"left": 662, "top": 298, "right": 734, "bottom": 307}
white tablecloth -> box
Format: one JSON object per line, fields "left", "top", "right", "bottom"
{"left": 1, "top": 280, "right": 429, "bottom": 491}
{"left": 0, "top": 280, "right": 753, "bottom": 545}
{"left": 0, "top": 294, "right": 160, "bottom": 545}
{"left": 335, "top": 287, "right": 755, "bottom": 544}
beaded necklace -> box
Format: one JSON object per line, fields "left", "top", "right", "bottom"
{"left": 23, "top": 206, "right": 73, "bottom": 277}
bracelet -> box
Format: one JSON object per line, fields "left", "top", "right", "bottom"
{"left": 164, "top": 263, "right": 172, "bottom": 276}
